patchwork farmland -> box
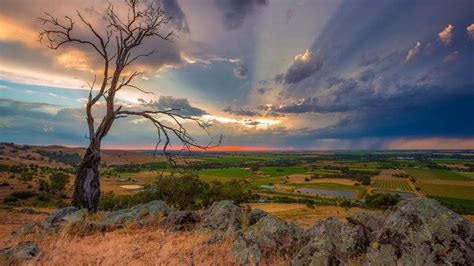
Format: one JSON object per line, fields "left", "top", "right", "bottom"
{"left": 372, "top": 179, "right": 413, "bottom": 191}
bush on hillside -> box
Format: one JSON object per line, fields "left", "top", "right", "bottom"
{"left": 365, "top": 193, "right": 400, "bottom": 209}
{"left": 49, "top": 172, "right": 70, "bottom": 193}
{"left": 98, "top": 173, "right": 255, "bottom": 211}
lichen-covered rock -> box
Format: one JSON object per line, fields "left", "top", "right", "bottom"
{"left": 233, "top": 215, "right": 303, "bottom": 264}
{"left": 199, "top": 200, "right": 243, "bottom": 239}
{"left": 347, "top": 210, "right": 384, "bottom": 233}
{"left": 12, "top": 220, "right": 42, "bottom": 236}
{"left": 364, "top": 244, "right": 398, "bottom": 266}
{"left": 99, "top": 200, "right": 169, "bottom": 228}
{"left": 163, "top": 210, "right": 199, "bottom": 230}
{"left": 41, "top": 206, "right": 78, "bottom": 232}
{"left": 62, "top": 208, "right": 89, "bottom": 223}
{"left": 292, "top": 217, "right": 368, "bottom": 266}
{"left": 366, "top": 198, "right": 474, "bottom": 265}
{"left": 247, "top": 208, "right": 268, "bottom": 226}
{"left": 0, "top": 241, "right": 39, "bottom": 264}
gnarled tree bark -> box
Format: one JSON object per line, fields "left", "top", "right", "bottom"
{"left": 72, "top": 144, "right": 101, "bottom": 212}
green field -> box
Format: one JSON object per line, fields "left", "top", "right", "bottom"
{"left": 259, "top": 167, "right": 308, "bottom": 177}
{"left": 372, "top": 179, "right": 413, "bottom": 191}
{"left": 201, "top": 155, "right": 271, "bottom": 165}
{"left": 457, "top": 172, "right": 474, "bottom": 179}
{"left": 405, "top": 168, "right": 471, "bottom": 181}
{"left": 429, "top": 196, "right": 474, "bottom": 214}
{"left": 198, "top": 168, "right": 254, "bottom": 182}
{"left": 418, "top": 183, "right": 474, "bottom": 200}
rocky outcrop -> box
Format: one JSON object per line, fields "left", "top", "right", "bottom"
{"left": 41, "top": 206, "right": 78, "bottom": 232}
{"left": 233, "top": 215, "right": 303, "bottom": 264}
{"left": 99, "top": 200, "right": 169, "bottom": 228}
{"left": 163, "top": 210, "right": 200, "bottom": 230}
{"left": 247, "top": 208, "right": 268, "bottom": 226}
{"left": 361, "top": 198, "right": 474, "bottom": 265}
{"left": 13, "top": 198, "right": 474, "bottom": 265}
{"left": 17, "top": 201, "right": 170, "bottom": 236}
{"left": 0, "top": 241, "right": 39, "bottom": 264}
{"left": 292, "top": 217, "right": 368, "bottom": 265}
{"left": 198, "top": 200, "right": 243, "bottom": 242}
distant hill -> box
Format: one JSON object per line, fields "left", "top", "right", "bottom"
{"left": 0, "top": 143, "right": 164, "bottom": 167}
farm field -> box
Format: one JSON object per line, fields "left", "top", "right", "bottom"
{"left": 198, "top": 168, "right": 254, "bottom": 182}
{"left": 259, "top": 167, "right": 309, "bottom": 177}
{"left": 245, "top": 203, "right": 365, "bottom": 227}
{"left": 372, "top": 179, "right": 413, "bottom": 192}
{"left": 405, "top": 168, "right": 471, "bottom": 181}
{"left": 457, "top": 172, "right": 474, "bottom": 179}
{"left": 2, "top": 143, "right": 474, "bottom": 215}
{"left": 428, "top": 196, "right": 474, "bottom": 215}
{"left": 289, "top": 182, "right": 364, "bottom": 192}
{"left": 418, "top": 183, "right": 474, "bottom": 200}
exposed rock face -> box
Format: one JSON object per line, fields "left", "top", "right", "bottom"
{"left": 198, "top": 200, "right": 243, "bottom": 242}
{"left": 163, "top": 210, "right": 200, "bottom": 230}
{"left": 41, "top": 206, "right": 78, "bottom": 231}
{"left": 0, "top": 241, "right": 39, "bottom": 264}
{"left": 233, "top": 215, "right": 303, "bottom": 264}
{"left": 292, "top": 217, "right": 368, "bottom": 265}
{"left": 362, "top": 198, "right": 474, "bottom": 265}
{"left": 99, "top": 200, "right": 169, "bottom": 228}
{"left": 247, "top": 208, "right": 268, "bottom": 226}
{"left": 20, "top": 201, "right": 169, "bottom": 235}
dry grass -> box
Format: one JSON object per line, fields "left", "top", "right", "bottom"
{"left": 2, "top": 223, "right": 290, "bottom": 265}
{"left": 0, "top": 209, "right": 50, "bottom": 241}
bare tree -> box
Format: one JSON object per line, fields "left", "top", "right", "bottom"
{"left": 39, "top": 0, "right": 218, "bottom": 212}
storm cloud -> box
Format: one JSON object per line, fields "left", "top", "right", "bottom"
{"left": 138, "top": 96, "right": 208, "bottom": 116}
{"left": 223, "top": 106, "right": 260, "bottom": 116}
{"left": 276, "top": 50, "right": 324, "bottom": 84}
{"left": 214, "top": 0, "right": 268, "bottom": 30}
{"left": 159, "top": 0, "right": 190, "bottom": 32}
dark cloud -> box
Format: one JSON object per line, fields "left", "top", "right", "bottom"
{"left": 233, "top": 63, "right": 248, "bottom": 78}
{"left": 295, "top": 84, "right": 474, "bottom": 139}
{"left": 358, "top": 69, "right": 375, "bottom": 82}
{"left": 159, "top": 0, "right": 190, "bottom": 33}
{"left": 0, "top": 99, "right": 87, "bottom": 144}
{"left": 138, "top": 96, "right": 208, "bottom": 116}
{"left": 276, "top": 50, "right": 324, "bottom": 84}
{"left": 358, "top": 53, "right": 380, "bottom": 67}
{"left": 223, "top": 106, "right": 260, "bottom": 116}
{"left": 214, "top": 0, "right": 268, "bottom": 30}
{"left": 256, "top": 87, "right": 272, "bottom": 95}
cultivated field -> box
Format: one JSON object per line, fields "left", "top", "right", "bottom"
{"left": 418, "top": 183, "right": 474, "bottom": 200}
{"left": 245, "top": 203, "right": 365, "bottom": 227}
{"left": 372, "top": 179, "right": 413, "bottom": 191}
{"left": 405, "top": 168, "right": 472, "bottom": 181}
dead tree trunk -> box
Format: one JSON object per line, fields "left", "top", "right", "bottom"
{"left": 72, "top": 143, "right": 101, "bottom": 211}
{"left": 40, "top": 0, "right": 220, "bottom": 212}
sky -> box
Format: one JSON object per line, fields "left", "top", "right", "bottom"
{"left": 1, "top": 0, "right": 474, "bottom": 150}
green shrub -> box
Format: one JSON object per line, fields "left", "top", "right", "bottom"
{"left": 98, "top": 172, "right": 255, "bottom": 211}
{"left": 11, "top": 191, "right": 37, "bottom": 199}
{"left": 18, "top": 172, "right": 34, "bottom": 183}
{"left": 3, "top": 196, "right": 19, "bottom": 203}
{"left": 49, "top": 172, "right": 70, "bottom": 192}
{"left": 39, "top": 178, "right": 49, "bottom": 191}
{"left": 365, "top": 193, "right": 400, "bottom": 209}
